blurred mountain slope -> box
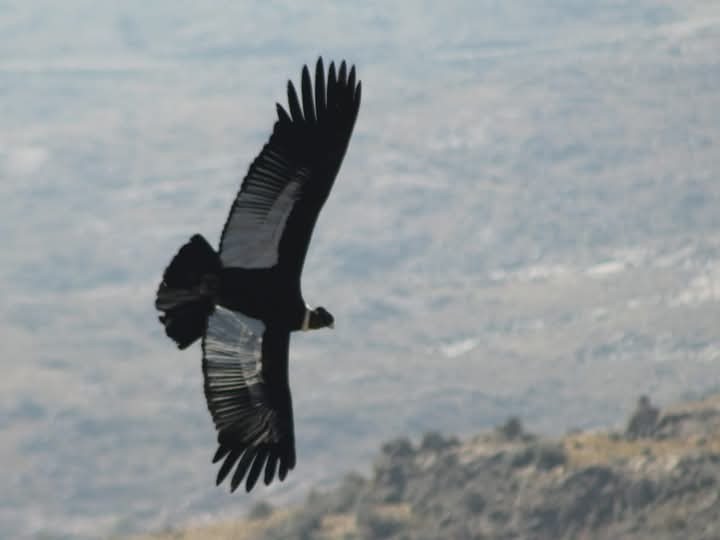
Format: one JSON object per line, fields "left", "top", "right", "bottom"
{"left": 134, "top": 393, "right": 720, "bottom": 539}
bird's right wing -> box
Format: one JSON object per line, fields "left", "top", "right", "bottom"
{"left": 202, "top": 305, "right": 296, "bottom": 492}
{"left": 218, "top": 58, "right": 360, "bottom": 272}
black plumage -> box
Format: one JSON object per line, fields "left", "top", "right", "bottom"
{"left": 155, "top": 58, "right": 361, "bottom": 492}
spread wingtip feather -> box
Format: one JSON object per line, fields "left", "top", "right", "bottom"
{"left": 276, "top": 103, "right": 291, "bottom": 124}
{"left": 287, "top": 81, "right": 303, "bottom": 123}
{"left": 301, "top": 65, "right": 316, "bottom": 124}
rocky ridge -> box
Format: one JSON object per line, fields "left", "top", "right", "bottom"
{"left": 136, "top": 394, "right": 720, "bottom": 540}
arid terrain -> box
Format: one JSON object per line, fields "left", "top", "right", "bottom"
{"left": 133, "top": 393, "right": 720, "bottom": 539}
{"left": 3, "top": 1, "right": 720, "bottom": 538}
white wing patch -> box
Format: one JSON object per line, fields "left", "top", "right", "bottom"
{"left": 220, "top": 165, "right": 310, "bottom": 269}
{"left": 203, "top": 306, "right": 268, "bottom": 432}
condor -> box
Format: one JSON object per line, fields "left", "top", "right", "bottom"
{"left": 155, "top": 58, "right": 361, "bottom": 492}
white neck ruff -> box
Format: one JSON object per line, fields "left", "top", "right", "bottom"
{"left": 301, "top": 308, "right": 311, "bottom": 331}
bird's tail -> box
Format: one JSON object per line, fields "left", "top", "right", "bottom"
{"left": 155, "top": 234, "right": 222, "bottom": 349}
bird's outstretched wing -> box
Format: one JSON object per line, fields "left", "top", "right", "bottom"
{"left": 219, "top": 57, "right": 361, "bottom": 273}
{"left": 202, "top": 305, "right": 295, "bottom": 492}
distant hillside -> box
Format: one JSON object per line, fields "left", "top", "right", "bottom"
{"left": 135, "top": 394, "right": 720, "bottom": 539}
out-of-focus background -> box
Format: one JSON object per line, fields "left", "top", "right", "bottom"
{"left": 2, "top": 1, "right": 719, "bottom": 538}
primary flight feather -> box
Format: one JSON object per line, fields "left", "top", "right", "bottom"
{"left": 155, "top": 58, "right": 361, "bottom": 492}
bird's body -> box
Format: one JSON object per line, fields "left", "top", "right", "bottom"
{"left": 155, "top": 58, "right": 361, "bottom": 492}
{"left": 219, "top": 266, "right": 302, "bottom": 326}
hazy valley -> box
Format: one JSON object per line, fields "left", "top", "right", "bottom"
{"left": 1, "top": 1, "right": 719, "bottom": 537}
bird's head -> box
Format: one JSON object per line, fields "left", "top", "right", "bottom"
{"left": 308, "top": 306, "right": 334, "bottom": 330}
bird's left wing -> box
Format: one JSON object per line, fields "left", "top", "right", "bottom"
{"left": 202, "top": 305, "right": 296, "bottom": 492}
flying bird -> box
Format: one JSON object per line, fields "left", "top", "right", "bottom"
{"left": 155, "top": 58, "right": 361, "bottom": 492}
